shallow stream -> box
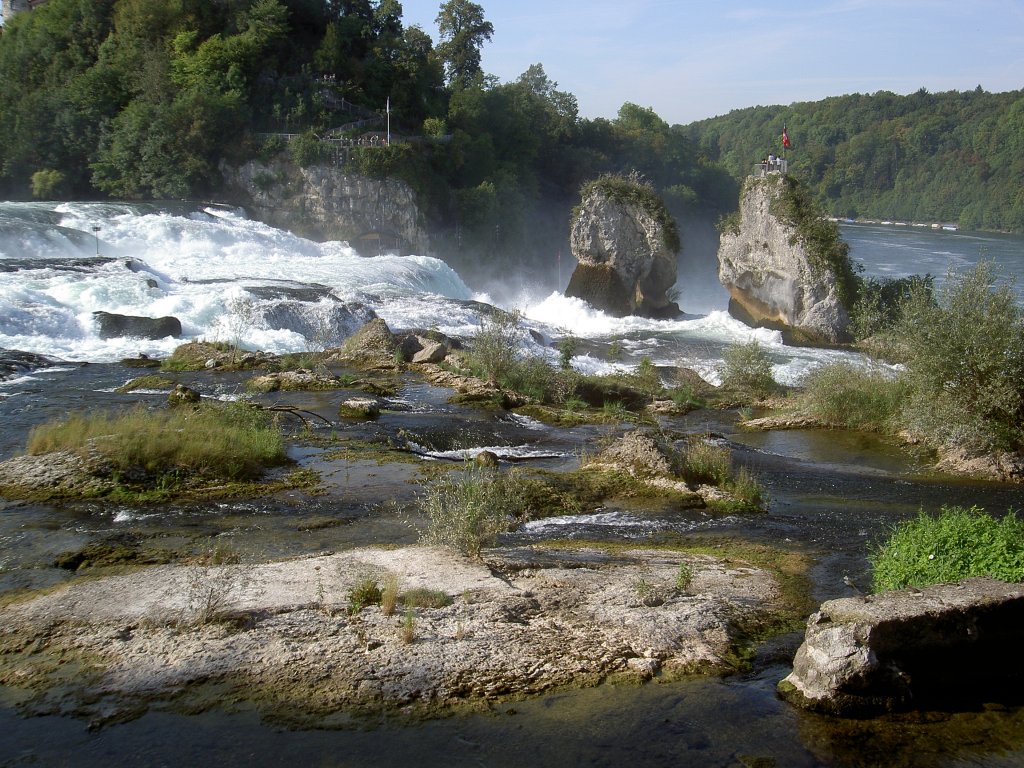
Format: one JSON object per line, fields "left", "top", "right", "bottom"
{"left": 1, "top": 362, "right": 1023, "bottom": 766}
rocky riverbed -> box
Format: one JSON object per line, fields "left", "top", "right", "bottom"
{"left": 0, "top": 543, "right": 783, "bottom": 728}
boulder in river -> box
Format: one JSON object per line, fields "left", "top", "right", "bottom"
{"left": 93, "top": 311, "right": 182, "bottom": 340}
{"left": 566, "top": 174, "right": 681, "bottom": 318}
{"left": 779, "top": 577, "right": 1024, "bottom": 715}
{"left": 717, "top": 175, "right": 855, "bottom": 345}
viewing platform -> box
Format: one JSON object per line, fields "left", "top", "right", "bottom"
{"left": 753, "top": 158, "right": 788, "bottom": 176}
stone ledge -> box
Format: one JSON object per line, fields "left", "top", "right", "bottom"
{"left": 779, "top": 577, "right": 1024, "bottom": 715}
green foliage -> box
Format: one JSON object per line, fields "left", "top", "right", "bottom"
{"left": 767, "top": 175, "right": 859, "bottom": 307}
{"left": 678, "top": 436, "right": 768, "bottom": 510}
{"left": 556, "top": 334, "right": 578, "bottom": 370}
{"left": 869, "top": 506, "right": 1024, "bottom": 593}
{"left": 895, "top": 262, "right": 1024, "bottom": 452}
{"left": 467, "top": 310, "right": 524, "bottom": 386}
{"left": 400, "top": 587, "right": 454, "bottom": 609}
{"left": 26, "top": 401, "right": 287, "bottom": 482}
{"left": 348, "top": 577, "right": 383, "bottom": 614}
{"left": 719, "top": 340, "right": 777, "bottom": 399}
{"left": 851, "top": 274, "right": 935, "bottom": 341}
{"left": 417, "top": 466, "right": 532, "bottom": 557}
{"left": 30, "top": 169, "right": 68, "bottom": 199}
{"left": 675, "top": 562, "right": 694, "bottom": 591}
{"left": 795, "top": 362, "right": 908, "bottom": 432}
{"left": 435, "top": 0, "right": 493, "bottom": 90}
{"left": 679, "top": 437, "right": 731, "bottom": 486}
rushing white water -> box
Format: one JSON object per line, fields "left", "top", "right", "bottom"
{"left": 2, "top": 201, "right": 1022, "bottom": 387}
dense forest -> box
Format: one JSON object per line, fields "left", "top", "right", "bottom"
{"left": 1, "top": 0, "right": 1022, "bottom": 274}
{"left": 686, "top": 88, "right": 1024, "bottom": 232}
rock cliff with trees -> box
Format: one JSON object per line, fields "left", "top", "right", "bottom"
{"left": 717, "top": 174, "right": 856, "bottom": 344}
{"left": 566, "top": 173, "right": 681, "bottom": 318}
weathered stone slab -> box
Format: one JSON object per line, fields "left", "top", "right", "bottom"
{"left": 779, "top": 578, "right": 1024, "bottom": 715}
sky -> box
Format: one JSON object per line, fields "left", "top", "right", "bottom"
{"left": 402, "top": 0, "right": 1024, "bottom": 125}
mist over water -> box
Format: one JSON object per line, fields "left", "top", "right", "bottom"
{"left": 1, "top": 202, "right": 1022, "bottom": 388}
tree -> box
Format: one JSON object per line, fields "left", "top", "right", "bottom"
{"left": 434, "top": 0, "right": 492, "bottom": 90}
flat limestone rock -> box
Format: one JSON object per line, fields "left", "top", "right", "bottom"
{"left": 0, "top": 545, "right": 781, "bottom": 726}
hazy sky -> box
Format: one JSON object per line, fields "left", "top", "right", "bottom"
{"left": 402, "top": 0, "right": 1024, "bottom": 125}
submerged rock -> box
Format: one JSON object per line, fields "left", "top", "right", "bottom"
{"left": 779, "top": 577, "right": 1024, "bottom": 715}
{"left": 93, "top": 311, "right": 182, "bottom": 340}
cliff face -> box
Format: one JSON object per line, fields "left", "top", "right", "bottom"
{"left": 221, "top": 158, "right": 429, "bottom": 256}
{"left": 718, "top": 176, "right": 850, "bottom": 345}
{"left": 566, "top": 185, "right": 679, "bottom": 318}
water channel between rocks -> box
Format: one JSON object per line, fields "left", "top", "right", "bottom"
{"left": 1, "top": 362, "right": 1023, "bottom": 767}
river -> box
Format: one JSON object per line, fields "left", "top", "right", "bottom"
{"left": 0, "top": 205, "right": 1023, "bottom": 766}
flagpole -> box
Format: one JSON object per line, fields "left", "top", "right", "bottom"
{"left": 386, "top": 97, "right": 391, "bottom": 147}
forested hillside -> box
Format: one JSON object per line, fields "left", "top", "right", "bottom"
{"left": 685, "top": 88, "right": 1024, "bottom": 232}
{"left": 0, "top": 0, "right": 731, "bottom": 276}
{"left": 1, "top": 0, "right": 1021, "bottom": 279}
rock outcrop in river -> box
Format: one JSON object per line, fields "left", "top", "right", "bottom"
{"left": 779, "top": 577, "right": 1024, "bottom": 715}
{"left": 566, "top": 175, "right": 681, "bottom": 318}
{"left": 221, "top": 158, "right": 429, "bottom": 256}
{"left": 717, "top": 175, "right": 853, "bottom": 344}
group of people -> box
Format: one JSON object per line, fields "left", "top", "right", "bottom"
{"left": 757, "top": 153, "right": 787, "bottom": 176}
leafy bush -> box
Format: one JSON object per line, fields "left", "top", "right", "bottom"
{"left": 896, "top": 262, "right": 1024, "bottom": 452}
{"left": 870, "top": 506, "right": 1024, "bottom": 592}
{"left": 26, "top": 402, "right": 286, "bottom": 482}
{"left": 720, "top": 340, "right": 777, "bottom": 398}
{"left": 795, "top": 362, "right": 908, "bottom": 432}
{"left": 418, "top": 466, "right": 533, "bottom": 557}
{"left": 851, "top": 274, "right": 934, "bottom": 341}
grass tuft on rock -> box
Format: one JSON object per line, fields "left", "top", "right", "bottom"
{"left": 26, "top": 401, "right": 287, "bottom": 482}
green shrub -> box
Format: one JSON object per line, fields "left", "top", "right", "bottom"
{"left": 870, "top": 506, "right": 1024, "bottom": 593}
{"left": 720, "top": 340, "right": 777, "bottom": 398}
{"left": 418, "top": 466, "right": 533, "bottom": 557}
{"left": 679, "top": 437, "right": 731, "bottom": 485}
{"left": 851, "top": 274, "right": 934, "bottom": 341}
{"left": 896, "top": 262, "right": 1024, "bottom": 452}
{"left": 468, "top": 310, "right": 523, "bottom": 385}
{"left": 676, "top": 562, "right": 694, "bottom": 591}
{"left": 795, "top": 362, "right": 908, "bottom": 432}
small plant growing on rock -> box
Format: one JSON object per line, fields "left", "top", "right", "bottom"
{"left": 400, "top": 609, "right": 417, "bottom": 644}
{"left": 380, "top": 572, "right": 400, "bottom": 616}
{"left": 676, "top": 562, "right": 694, "bottom": 592}
{"left": 348, "top": 577, "right": 382, "bottom": 614}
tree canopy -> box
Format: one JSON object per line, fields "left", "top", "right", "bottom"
{"left": 0, "top": 0, "right": 1020, "bottom": 283}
